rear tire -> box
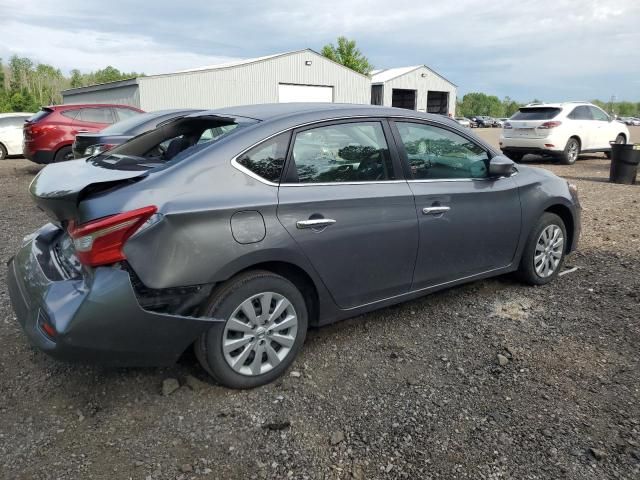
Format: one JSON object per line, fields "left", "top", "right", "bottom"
{"left": 194, "top": 270, "right": 308, "bottom": 389}
{"left": 0, "top": 143, "right": 7, "bottom": 160}
{"left": 517, "top": 213, "right": 567, "bottom": 286}
{"left": 53, "top": 146, "right": 73, "bottom": 163}
{"left": 559, "top": 138, "right": 580, "bottom": 165}
{"left": 605, "top": 134, "right": 626, "bottom": 159}
{"left": 505, "top": 152, "right": 524, "bottom": 162}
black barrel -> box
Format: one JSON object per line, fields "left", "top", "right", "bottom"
{"left": 609, "top": 143, "right": 640, "bottom": 185}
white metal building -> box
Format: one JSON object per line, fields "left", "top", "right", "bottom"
{"left": 61, "top": 49, "right": 371, "bottom": 110}
{"left": 370, "top": 65, "right": 457, "bottom": 116}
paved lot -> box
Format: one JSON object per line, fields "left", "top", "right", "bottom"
{"left": 0, "top": 127, "right": 638, "bottom": 479}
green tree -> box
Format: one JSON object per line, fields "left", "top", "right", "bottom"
{"left": 457, "top": 92, "right": 503, "bottom": 117}
{"left": 321, "top": 37, "right": 373, "bottom": 75}
{"left": 502, "top": 96, "right": 521, "bottom": 117}
{"left": 69, "top": 69, "right": 83, "bottom": 88}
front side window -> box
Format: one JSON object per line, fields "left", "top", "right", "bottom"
{"left": 589, "top": 106, "right": 609, "bottom": 121}
{"left": 291, "top": 122, "right": 395, "bottom": 183}
{"left": 396, "top": 122, "right": 489, "bottom": 179}
{"left": 236, "top": 132, "right": 290, "bottom": 183}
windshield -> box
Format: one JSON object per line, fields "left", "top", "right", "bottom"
{"left": 512, "top": 107, "right": 561, "bottom": 120}
{"left": 89, "top": 115, "right": 256, "bottom": 171}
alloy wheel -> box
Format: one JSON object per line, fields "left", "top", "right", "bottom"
{"left": 567, "top": 140, "right": 579, "bottom": 162}
{"left": 534, "top": 225, "right": 564, "bottom": 278}
{"left": 222, "top": 292, "right": 298, "bottom": 376}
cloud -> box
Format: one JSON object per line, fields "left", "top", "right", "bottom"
{"left": 0, "top": 0, "right": 638, "bottom": 100}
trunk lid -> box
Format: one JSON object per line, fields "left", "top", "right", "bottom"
{"left": 29, "top": 159, "right": 148, "bottom": 222}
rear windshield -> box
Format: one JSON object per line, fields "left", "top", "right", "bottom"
{"left": 511, "top": 107, "right": 561, "bottom": 120}
{"left": 89, "top": 115, "right": 256, "bottom": 171}
{"left": 28, "top": 108, "right": 53, "bottom": 123}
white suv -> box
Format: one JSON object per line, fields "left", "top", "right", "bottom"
{"left": 500, "top": 102, "right": 629, "bottom": 164}
{"left": 0, "top": 112, "right": 33, "bottom": 160}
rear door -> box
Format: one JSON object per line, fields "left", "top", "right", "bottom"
{"left": 277, "top": 119, "right": 419, "bottom": 309}
{"left": 566, "top": 106, "right": 594, "bottom": 149}
{"left": 390, "top": 120, "right": 521, "bottom": 289}
{"left": 75, "top": 107, "right": 116, "bottom": 134}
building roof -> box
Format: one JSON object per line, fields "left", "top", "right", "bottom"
{"left": 62, "top": 49, "right": 369, "bottom": 95}
{"left": 371, "top": 65, "right": 457, "bottom": 87}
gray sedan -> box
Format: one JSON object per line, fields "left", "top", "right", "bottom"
{"left": 8, "top": 103, "right": 581, "bottom": 388}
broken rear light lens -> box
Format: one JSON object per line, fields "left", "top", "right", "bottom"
{"left": 68, "top": 206, "right": 157, "bottom": 267}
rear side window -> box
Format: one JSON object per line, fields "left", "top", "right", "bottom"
{"left": 60, "top": 109, "right": 80, "bottom": 120}
{"left": 512, "top": 107, "right": 561, "bottom": 120}
{"left": 290, "top": 122, "right": 395, "bottom": 183}
{"left": 78, "top": 108, "right": 114, "bottom": 124}
{"left": 236, "top": 133, "right": 290, "bottom": 183}
{"left": 567, "top": 106, "right": 592, "bottom": 120}
{"left": 395, "top": 122, "right": 489, "bottom": 180}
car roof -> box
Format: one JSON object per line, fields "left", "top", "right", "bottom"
{"left": 183, "top": 103, "right": 460, "bottom": 128}
{"left": 523, "top": 102, "right": 594, "bottom": 109}
{"left": 0, "top": 112, "right": 33, "bottom": 117}
{"left": 45, "top": 104, "right": 142, "bottom": 110}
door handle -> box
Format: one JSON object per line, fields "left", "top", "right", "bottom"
{"left": 296, "top": 218, "right": 336, "bottom": 229}
{"left": 75, "top": 130, "right": 89, "bottom": 133}
{"left": 422, "top": 206, "right": 450, "bottom": 215}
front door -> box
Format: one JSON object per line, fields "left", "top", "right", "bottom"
{"left": 390, "top": 120, "right": 521, "bottom": 289}
{"left": 277, "top": 120, "right": 419, "bottom": 309}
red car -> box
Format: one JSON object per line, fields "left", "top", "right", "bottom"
{"left": 23, "top": 104, "right": 143, "bottom": 164}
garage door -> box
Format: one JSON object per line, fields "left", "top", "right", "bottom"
{"left": 278, "top": 84, "right": 333, "bottom": 103}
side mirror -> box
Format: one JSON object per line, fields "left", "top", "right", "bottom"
{"left": 489, "top": 155, "right": 515, "bottom": 177}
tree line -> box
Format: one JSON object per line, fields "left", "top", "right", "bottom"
{"left": 0, "top": 55, "right": 141, "bottom": 113}
{"left": 456, "top": 92, "right": 640, "bottom": 119}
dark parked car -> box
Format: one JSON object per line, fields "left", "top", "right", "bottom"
{"left": 23, "top": 104, "right": 143, "bottom": 164}
{"left": 72, "top": 109, "right": 204, "bottom": 159}
{"left": 8, "top": 104, "right": 581, "bottom": 388}
{"left": 472, "top": 116, "right": 497, "bottom": 128}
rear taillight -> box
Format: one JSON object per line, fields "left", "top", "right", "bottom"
{"left": 538, "top": 121, "right": 562, "bottom": 129}
{"left": 68, "top": 206, "right": 157, "bottom": 266}
{"left": 85, "top": 144, "right": 116, "bottom": 156}
{"left": 504, "top": 122, "right": 512, "bottom": 129}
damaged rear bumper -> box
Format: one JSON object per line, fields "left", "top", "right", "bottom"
{"left": 7, "top": 224, "right": 221, "bottom": 367}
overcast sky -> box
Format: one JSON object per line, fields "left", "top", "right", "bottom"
{"left": 1, "top": 0, "right": 638, "bottom": 101}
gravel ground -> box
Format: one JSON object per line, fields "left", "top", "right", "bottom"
{"left": 0, "top": 128, "right": 638, "bottom": 479}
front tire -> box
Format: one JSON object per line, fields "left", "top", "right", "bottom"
{"left": 0, "top": 143, "right": 7, "bottom": 160}
{"left": 517, "top": 213, "right": 567, "bottom": 286}
{"left": 195, "top": 271, "right": 308, "bottom": 389}
{"left": 560, "top": 137, "right": 580, "bottom": 165}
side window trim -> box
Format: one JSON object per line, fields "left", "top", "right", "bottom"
{"left": 388, "top": 119, "right": 493, "bottom": 182}
{"left": 281, "top": 118, "right": 403, "bottom": 185}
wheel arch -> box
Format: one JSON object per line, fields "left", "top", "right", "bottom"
{"left": 544, "top": 203, "right": 574, "bottom": 253}
{"left": 568, "top": 135, "right": 581, "bottom": 148}
{"left": 233, "top": 261, "right": 320, "bottom": 327}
